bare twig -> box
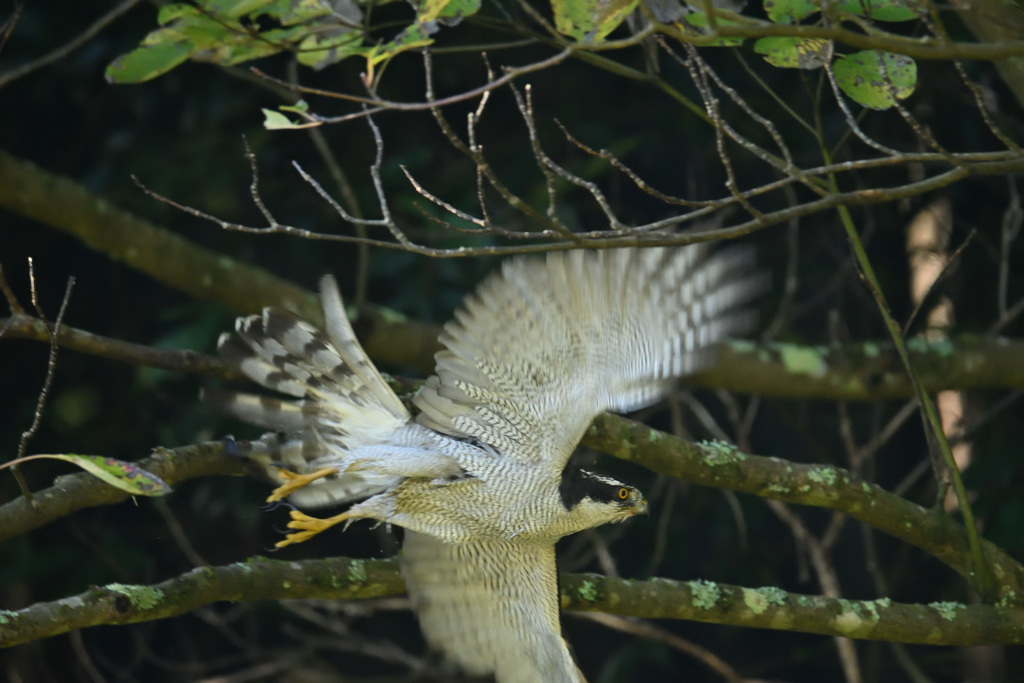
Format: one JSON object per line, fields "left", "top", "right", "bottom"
{"left": 13, "top": 269, "right": 76, "bottom": 501}
{"left": 0, "top": 1, "right": 21, "bottom": 58}
{"left": 571, "top": 612, "right": 746, "bottom": 682}
{"left": 0, "top": 0, "right": 142, "bottom": 90}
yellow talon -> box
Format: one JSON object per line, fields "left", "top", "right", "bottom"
{"left": 266, "top": 466, "right": 339, "bottom": 503}
{"left": 274, "top": 509, "right": 352, "bottom": 548}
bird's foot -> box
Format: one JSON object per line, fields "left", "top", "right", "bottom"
{"left": 266, "top": 466, "right": 339, "bottom": 503}
{"left": 275, "top": 509, "right": 352, "bottom": 548}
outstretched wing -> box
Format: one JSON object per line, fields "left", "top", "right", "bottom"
{"left": 413, "top": 246, "right": 762, "bottom": 469}
{"left": 206, "top": 276, "right": 436, "bottom": 508}
{"left": 401, "top": 532, "right": 584, "bottom": 683}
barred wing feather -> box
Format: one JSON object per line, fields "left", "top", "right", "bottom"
{"left": 414, "top": 246, "right": 761, "bottom": 470}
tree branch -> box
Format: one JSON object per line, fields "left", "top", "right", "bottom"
{"left": 0, "top": 148, "right": 443, "bottom": 375}
{"left": 6, "top": 310, "right": 1024, "bottom": 401}
{"left": 0, "top": 442, "right": 251, "bottom": 542}
{"left": 4, "top": 420, "right": 1024, "bottom": 602}
{"left": 582, "top": 418, "right": 1024, "bottom": 600}
{"left": 2, "top": 556, "right": 1022, "bottom": 648}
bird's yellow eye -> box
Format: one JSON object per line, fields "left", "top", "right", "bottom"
{"left": 617, "top": 487, "right": 629, "bottom": 500}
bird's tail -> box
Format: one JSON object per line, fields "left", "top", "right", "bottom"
{"left": 204, "top": 275, "right": 410, "bottom": 507}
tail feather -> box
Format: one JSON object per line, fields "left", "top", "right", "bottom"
{"left": 205, "top": 276, "right": 413, "bottom": 507}
{"left": 202, "top": 388, "right": 316, "bottom": 433}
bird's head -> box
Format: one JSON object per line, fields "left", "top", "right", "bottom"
{"left": 559, "top": 469, "right": 648, "bottom": 528}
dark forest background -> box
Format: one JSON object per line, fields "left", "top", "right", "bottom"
{"left": 3, "top": 1, "right": 1024, "bottom": 681}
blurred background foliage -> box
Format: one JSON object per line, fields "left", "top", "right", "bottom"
{"left": 2, "top": 1, "right": 1024, "bottom": 681}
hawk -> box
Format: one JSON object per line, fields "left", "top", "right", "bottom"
{"left": 206, "top": 246, "right": 760, "bottom": 682}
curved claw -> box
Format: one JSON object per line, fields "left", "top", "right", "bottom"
{"left": 263, "top": 499, "right": 298, "bottom": 513}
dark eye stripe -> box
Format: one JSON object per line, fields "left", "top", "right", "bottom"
{"left": 559, "top": 467, "right": 635, "bottom": 510}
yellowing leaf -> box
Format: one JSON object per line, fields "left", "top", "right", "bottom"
{"left": 754, "top": 37, "right": 829, "bottom": 69}
{"left": 553, "top": 0, "right": 639, "bottom": 42}
{"left": 20, "top": 454, "right": 171, "bottom": 496}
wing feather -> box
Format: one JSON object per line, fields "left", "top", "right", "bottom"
{"left": 414, "top": 246, "right": 762, "bottom": 469}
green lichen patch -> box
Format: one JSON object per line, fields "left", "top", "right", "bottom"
{"left": 688, "top": 580, "right": 721, "bottom": 610}
{"left": 777, "top": 343, "right": 827, "bottom": 378}
{"left": 105, "top": 583, "right": 164, "bottom": 610}
{"left": 907, "top": 337, "right": 954, "bottom": 357}
{"left": 795, "top": 595, "right": 816, "bottom": 608}
{"left": 807, "top": 466, "right": 839, "bottom": 486}
{"left": 347, "top": 560, "right": 368, "bottom": 584}
{"left": 743, "top": 586, "right": 787, "bottom": 615}
{"left": 997, "top": 590, "right": 1019, "bottom": 608}
{"left": 578, "top": 580, "right": 598, "bottom": 602}
{"left": 760, "top": 586, "right": 787, "bottom": 606}
{"left": 231, "top": 561, "right": 254, "bottom": 574}
{"left": 929, "top": 601, "right": 965, "bottom": 621}
{"left": 862, "top": 598, "right": 890, "bottom": 621}
{"left": 0, "top": 609, "right": 18, "bottom": 624}
{"left": 697, "top": 440, "right": 747, "bottom": 466}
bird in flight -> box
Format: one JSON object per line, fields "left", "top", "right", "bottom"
{"left": 207, "top": 245, "right": 760, "bottom": 682}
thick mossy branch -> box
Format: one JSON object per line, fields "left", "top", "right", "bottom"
{"left": 560, "top": 574, "right": 1024, "bottom": 646}
{"left": 4, "top": 149, "right": 1024, "bottom": 397}
{"left": 5, "top": 429, "right": 1024, "bottom": 602}
{"left": 2, "top": 557, "right": 1022, "bottom": 648}
{"left": 712, "top": 337, "right": 1024, "bottom": 399}
{"left": 582, "top": 417, "right": 1024, "bottom": 600}
{"left": 0, "top": 148, "right": 443, "bottom": 376}
{"left": 6, "top": 308, "right": 1024, "bottom": 400}
{"left": 0, "top": 556, "right": 404, "bottom": 648}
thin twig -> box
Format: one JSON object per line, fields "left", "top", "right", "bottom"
{"left": 0, "top": 1, "right": 22, "bottom": 58}
{"left": 903, "top": 226, "right": 978, "bottom": 336}
{"left": 0, "top": 0, "right": 142, "bottom": 90}
{"left": 572, "top": 612, "right": 746, "bottom": 682}
{"left": 14, "top": 271, "right": 76, "bottom": 501}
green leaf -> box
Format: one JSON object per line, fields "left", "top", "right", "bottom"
{"left": 108, "top": 0, "right": 481, "bottom": 81}
{"left": 683, "top": 12, "right": 745, "bottom": 46}
{"left": 373, "top": 22, "right": 437, "bottom": 65}
{"left": 179, "top": 15, "right": 243, "bottom": 52}
{"left": 262, "top": 109, "right": 303, "bottom": 129}
{"left": 754, "top": 36, "right": 829, "bottom": 69}
{"left": 297, "top": 31, "right": 366, "bottom": 70}
{"left": 105, "top": 40, "right": 194, "bottom": 84}
{"left": 32, "top": 454, "right": 171, "bottom": 496}
{"left": 764, "top": 0, "right": 819, "bottom": 24}
{"left": 834, "top": 50, "right": 916, "bottom": 109}
{"left": 255, "top": 0, "right": 335, "bottom": 25}
{"left": 204, "top": 0, "right": 279, "bottom": 19}
{"left": 437, "top": 0, "right": 481, "bottom": 21}
{"left": 763, "top": 0, "right": 918, "bottom": 23}
{"left": 418, "top": 0, "right": 452, "bottom": 23}
{"left": 552, "top": 0, "right": 639, "bottom": 42}
{"left": 157, "top": 3, "right": 199, "bottom": 24}
{"left": 835, "top": 0, "right": 918, "bottom": 21}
